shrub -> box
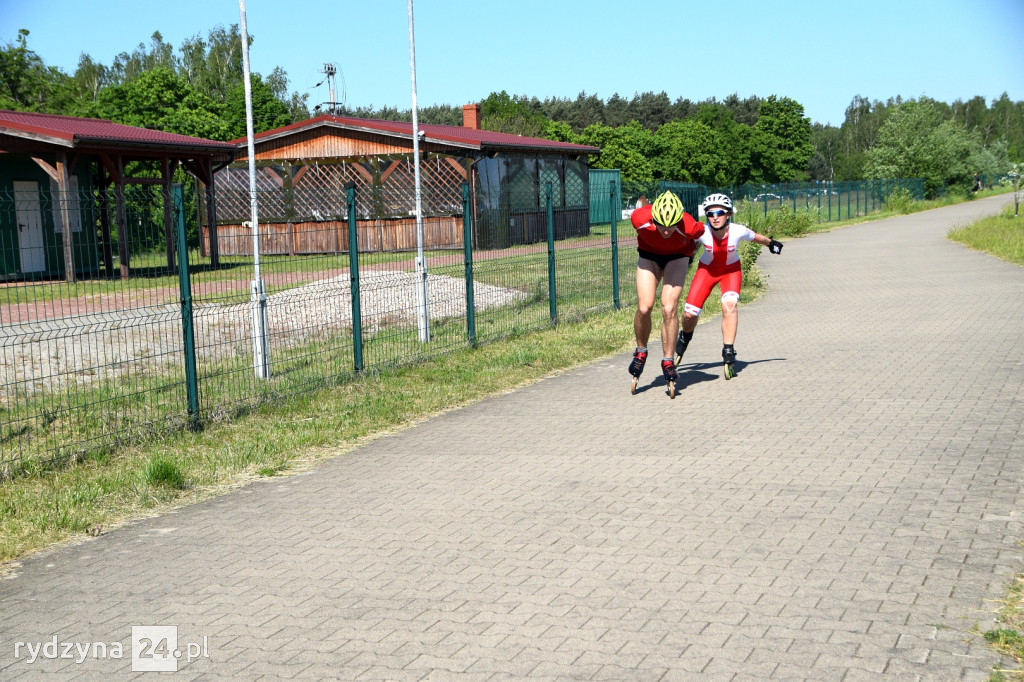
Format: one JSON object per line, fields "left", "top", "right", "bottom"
{"left": 742, "top": 205, "right": 814, "bottom": 238}
{"left": 884, "top": 188, "right": 914, "bottom": 214}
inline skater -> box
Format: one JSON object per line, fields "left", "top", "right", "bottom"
{"left": 675, "top": 193, "right": 784, "bottom": 379}
{"left": 628, "top": 191, "right": 703, "bottom": 396}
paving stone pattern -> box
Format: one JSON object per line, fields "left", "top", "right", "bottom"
{"left": 1, "top": 196, "right": 1022, "bottom": 680}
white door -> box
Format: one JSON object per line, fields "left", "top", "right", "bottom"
{"left": 13, "top": 180, "right": 46, "bottom": 274}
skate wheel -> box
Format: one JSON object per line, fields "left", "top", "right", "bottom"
{"left": 631, "top": 376, "right": 638, "bottom": 395}
{"left": 668, "top": 380, "right": 676, "bottom": 399}
{"left": 724, "top": 364, "right": 735, "bottom": 380}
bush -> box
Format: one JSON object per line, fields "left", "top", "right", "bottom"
{"left": 742, "top": 205, "right": 814, "bottom": 238}
{"left": 884, "top": 188, "right": 914, "bottom": 214}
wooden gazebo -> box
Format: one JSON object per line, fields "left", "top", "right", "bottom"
{"left": 211, "top": 105, "right": 601, "bottom": 254}
{"left": 0, "top": 110, "right": 234, "bottom": 281}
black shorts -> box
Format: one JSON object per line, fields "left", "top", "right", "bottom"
{"left": 638, "top": 248, "right": 688, "bottom": 270}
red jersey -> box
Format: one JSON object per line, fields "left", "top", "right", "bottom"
{"left": 630, "top": 204, "right": 702, "bottom": 256}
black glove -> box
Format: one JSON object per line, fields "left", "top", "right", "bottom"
{"left": 768, "top": 239, "right": 783, "bottom": 254}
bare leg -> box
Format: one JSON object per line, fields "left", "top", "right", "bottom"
{"left": 634, "top": 260, "right": 661, "bottom": 348}
{"left": 658, "top": 257, "right": 689, "bottom": 357}
{"left": 722, "top": 299, "right": 738, "bottom": 345}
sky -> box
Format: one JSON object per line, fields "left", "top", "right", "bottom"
{"left": 2, "top": 0, "right": 1023, "bottom": 127}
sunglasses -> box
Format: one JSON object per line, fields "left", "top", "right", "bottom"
{"left": 706, "top": 209, "right": 729, "bottom": 218}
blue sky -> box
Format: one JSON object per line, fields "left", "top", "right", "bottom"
{"left": 3, "top": 0, "right": 1022, "bottom": 127}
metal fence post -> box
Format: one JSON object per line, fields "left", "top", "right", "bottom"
{"left": 346, "top": 181, "right": 363, "bottom": 372}
{"left": 546, "top": 182, "right": 557, "bottom": 325}
{"left": 610, "top": 181, "right": 620, "bottom": 310}
{"left": 461, "top": 183, "right": 476, "bottom": 347}
{"left": 173, "top": 184, "right": 199, "bottom": 429}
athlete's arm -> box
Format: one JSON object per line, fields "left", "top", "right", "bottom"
{"left": 631, "top": 209, "right": 657, "bottom": 232}
{"left": 750, "top": 232, "right": 784, "bottom": 254}
{"left": 678, "top": 213, "right": 705, "bottom": 240}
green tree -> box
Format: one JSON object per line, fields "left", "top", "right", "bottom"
{"left": 223, "top": 73, "right": 293, "bottom": 138}
{"left": 109, "top": 31, "right": 178, "bottom": 85}
{"left": 629, "top": 91, "right": 672, "bottom": 130}
{"left": 480, "top": 90, "right": 549, "bottom": 137}
{"left": 577, "top": 121, "right": 662, "bottom": 186}
{"left": 749, "top": 95, "right": 813, "bottom": 182}
{"left": 0, "top": 29, "right": 75, "bottom": 112}
{"left": 809, "top": 124, "right": 842, "bottom": 181}
{"left": 90, "top": 67, "right": 229, "bottom": 140}
{"left": 864, "top": 99, "right": 994, "bottom": 197}
{"left": 694, "top": 103, "right": 752, "bottom": 184}
{"left": 542, "top": 120, "right": 576, "bottom": 143}
{"left": 178, "top": 25, "right": 244, "bottom": 103}
{"left": 655, "top": 119, "right": 729, "bottom": 186}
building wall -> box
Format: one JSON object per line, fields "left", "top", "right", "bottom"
{"left": 238, "top": 129, "right": 434, "bottom": 162}
{"left": 0, "top": 155, "right": 98, "bottom": 279}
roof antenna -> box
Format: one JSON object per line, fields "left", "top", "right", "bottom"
{"left": 317, "top": 63, "right": 345, "bottom": 115}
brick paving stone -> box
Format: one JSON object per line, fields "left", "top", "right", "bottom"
{"left": 1, "top": 196, "right": 1022, "bottom": 679}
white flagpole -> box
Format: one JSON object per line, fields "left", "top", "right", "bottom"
{"left": 408, "top": 0, "right": 430, "bottom": 342}
{"left": 238, "top": 0, "right": 270, "bottom": 378}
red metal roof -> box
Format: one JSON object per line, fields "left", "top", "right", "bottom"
{"left": 0, "top": 109, "right": 235, "bottom": 152}
{"left": 234, "top": 114, "right": 600, "bottom": 155}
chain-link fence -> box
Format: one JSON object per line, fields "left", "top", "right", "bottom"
{"left": 0, "top": 177, "right": 632, "bottom": 475}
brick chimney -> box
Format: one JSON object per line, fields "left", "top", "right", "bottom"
{"left": 462, "top": 103, "right": 481, "bottom": 130}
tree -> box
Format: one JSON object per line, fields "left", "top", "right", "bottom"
{"left": 73, "top": 54, "right": 111, "bottom": 104}
{"left": 542, "top": 120, "right": 575, "bottom": 143}
{"left": 629, "top": 91, "right": 672, "bottom": 130}
{"left": 604, "top": 93, "right": 630, "bottom": 128}
{"left": 749, "top": 96, "right": 813, "bottom": 182}
{"left": 179, "top": 25, "right": 244, "bottom": 103}
{"left": 0, "top": 29, "right": 75, "bottom": 112}
{"left": 90, "top": 67, "right": 229, "bottom": 140}
{"left": 480, "top": 91, "right": 548, "bottom": 137}
{"left": 223, "top": 73, "right": 293, "bottom": 138}
{"left": 694, "top": 103, "right": 752, "bottom": 184}
{"left": 864, "top": 99, "right": 991, "bottom": 197}
{"left": 576, "top": 121, "right": 661, "bottom": 186}
{"left": 109, "top": 32, "right": 178, "bottom": 85}
{"left": 655, "top": 119, "right": 730, "bottom": 186}
{"left": 809, "top": 124, "right": 842, "bottom": 181}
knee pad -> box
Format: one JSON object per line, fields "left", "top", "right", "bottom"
{"left": 721, "top": 291, "right": 739, "bottom": 308}
{"left": 684, "top": 303, "right": 703, "bottom": 317}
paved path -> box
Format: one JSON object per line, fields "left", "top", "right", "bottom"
{"left": 1, "top": 196, "right": 1022, "bottom": 680}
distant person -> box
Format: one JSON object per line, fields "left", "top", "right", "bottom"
{"left": 627, "top": 191, "right": 703, "bottom": 395}
{"left": 974, "top": 173, "right": 983, "bottom": 192}
{"left": 675, "top": 193, "right": 784, "bottom": 380}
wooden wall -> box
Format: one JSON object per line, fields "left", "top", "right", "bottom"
{"left": 238, "top": 129, "right": 449, "bottom": 163}
{"left": 203, "top": 215, "right": 463, "bottom": 256}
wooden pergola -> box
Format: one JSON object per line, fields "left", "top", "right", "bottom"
{"left": 0, "top": 110, "right": 234, "bottom": 281}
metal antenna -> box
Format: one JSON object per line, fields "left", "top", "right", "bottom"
{"left": 323, "top": 63, "right": 337, "bottom": 114}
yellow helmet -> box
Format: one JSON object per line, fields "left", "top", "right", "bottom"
{"left": 651, "top": 191, "right": 684, "bottom": 226}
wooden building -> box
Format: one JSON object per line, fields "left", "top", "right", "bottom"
{"left": 0, "top": 110, "right": 234, "bottom": 281}
{"left": 211, "top": 105, "right": 601, "bottom": 254}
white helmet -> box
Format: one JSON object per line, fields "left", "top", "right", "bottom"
{"left": 702, "top": 193, "right": 733, "bottom": 213}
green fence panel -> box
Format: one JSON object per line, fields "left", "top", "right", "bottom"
{"left": 589, "top": 169, "right": 621, "bottom": 224}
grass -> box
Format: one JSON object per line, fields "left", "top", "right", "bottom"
{"left": 948, "top": 206, "right": 1024, "bottom": 265}
{"left": 984, "top": 571, "right": 1024, "bottom": 681}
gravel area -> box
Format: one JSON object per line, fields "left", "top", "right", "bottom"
{"left": 0, "top": 270, "right": 526, "bottom": 399}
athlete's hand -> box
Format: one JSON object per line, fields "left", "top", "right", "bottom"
{"left": 768, "top": 239, "right": 783, "bottom": 254}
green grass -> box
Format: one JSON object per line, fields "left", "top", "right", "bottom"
{"left": 984, "top": 571, "right": 1024, "bottom": 680}
{"left": 948, "top": 207, "right": 1024, "bottom": 265}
